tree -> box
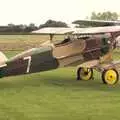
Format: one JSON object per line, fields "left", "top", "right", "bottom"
{"left": 91, "top": 11, "right": 119, "bottom": 21}
{"left": 73, "top": 11, "right": 120, "bottom": 27}
{"left": 2, "top": 23, "right": 38, "bottom": 33}
{"left": 39, "top": 19, "right": 68, "bottom": 28}
{"left": 8, "top": 23, "right": 15, "bottom": 27}
{"left": 27, "top": 23, "right": 38, "bottom": 31}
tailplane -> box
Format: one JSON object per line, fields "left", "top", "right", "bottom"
{"left": 0, "top": 52, "right": 8, "bottom": 66}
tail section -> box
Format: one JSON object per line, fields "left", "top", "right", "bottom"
{"left": 0, "top": 52, "right": 8, "bottom": 66}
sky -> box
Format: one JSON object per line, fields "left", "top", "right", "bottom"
{"left": 1, "top": 0, "right": 120, "bottom": 26}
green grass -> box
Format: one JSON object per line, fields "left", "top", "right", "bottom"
{"left": 113, "top": 49, "right": 120, "bottom": 60}
{"left": 0, "top": 49, "right": 118, "bottom": 120}
{"left": 0, "top": 35, "right": 48, "bottom": 41}
{"left": 3, "top": 51, "right": 22, "bottom": 58}
{"left": 0, "top": 35, "right": 64, "bottom": 51}
{"left": 0, "top": 68, "right": 120, "bottom": 120}
{"left": 0, "top": 35, "right": 63, "bottom": 43}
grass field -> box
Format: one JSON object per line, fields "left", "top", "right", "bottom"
{"left": 0, "top": 35, "right": 63, "bottom": 51}
{"left": 0, "top": 35, "right": 120, "bottom": 120}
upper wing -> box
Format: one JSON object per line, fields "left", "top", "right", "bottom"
{"left": 73, "top": 19, "right": 120, "bottom": 27}
{"left": 32, "top": 26, "right": 120, "bottom": 37}
{"left": 32, "top": 27, "right": 74, "bottom": 34}
{"left": 73, "top": 26, "right": 120, "bottom": 34}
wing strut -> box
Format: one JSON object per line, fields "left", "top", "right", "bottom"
{"left": 50, "top": 34, "right": 54, "bottom": 42}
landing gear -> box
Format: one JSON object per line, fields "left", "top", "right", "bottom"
{"left": 77, "top": 67, "right": 93, "bottom": 81}
{"left": 76, "top": 67, "right": 119, "bottom": 85}
{"left": 102, "top": 69, "right": 119, "bottom": 85}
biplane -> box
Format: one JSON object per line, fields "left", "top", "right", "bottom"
{"left": 0, "top": 20, "right": 120, "bottom": 85}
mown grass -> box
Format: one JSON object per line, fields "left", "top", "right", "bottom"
{"left": 113, "top": 49, "right": 120, "bottom": 60}
{"left": 0, "top": 35, "right": 63, "bottom": 43}
{"left": 0, "top": 35, "right": 64, "bottom": 51}
{"left": 0, "top": 67, "right": 120, "bottom": 120}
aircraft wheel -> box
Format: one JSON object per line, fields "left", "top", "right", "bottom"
{"left": 102, "top": 69, "right": 119, "bottom": 85}
{"left": 77, "top": 67, "right": 93, "bottom": 81}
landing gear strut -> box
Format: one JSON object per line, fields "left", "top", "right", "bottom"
{"left": 76, "top": 64, "right": 119, "bottom": 85}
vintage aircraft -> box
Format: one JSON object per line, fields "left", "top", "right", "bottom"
{"left": 0, "top": 22, "right": 119, "bottom": 85}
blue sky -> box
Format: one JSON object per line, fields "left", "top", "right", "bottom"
{"left": 0, "top": 0, "right": 120, "bottom": 25}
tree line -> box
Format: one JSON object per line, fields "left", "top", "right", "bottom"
{"left": 0, "top": 11, "right": 119, "bottom": 34}
{"left": 0, "top": 20, "right": 68, "bottom": 34}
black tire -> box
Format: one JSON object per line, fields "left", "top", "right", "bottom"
{"left": 102, "top": 69, "right": 119, "bottom": 85}
{"left": 77, "top": 67, "right": 93, "bottom": 81}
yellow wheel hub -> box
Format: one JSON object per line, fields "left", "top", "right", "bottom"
{"left": 79, "top": 68, "right": 93, "bottom": 80}
{"left": 103, "top": 69, "right": 118, "bottom": 85}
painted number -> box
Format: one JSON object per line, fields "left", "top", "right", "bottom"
{"left": 24, "top": 56, "right": 32, "bottom": 73}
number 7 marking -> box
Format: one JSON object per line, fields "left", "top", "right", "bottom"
{"left": 24, "top": 56, "right": 32, "bottom": 73}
